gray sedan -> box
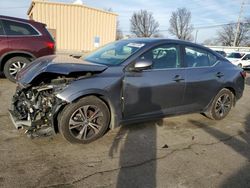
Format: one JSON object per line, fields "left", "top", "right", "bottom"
{"left": 10, "top": 39, "right": 245, "bottom": 143}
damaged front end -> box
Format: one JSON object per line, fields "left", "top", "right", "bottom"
{"left": 9, "top": 78, "right": 70, "bottom": 137}
{"left": 9, "top": 55, "right": 108, "bottom": 138}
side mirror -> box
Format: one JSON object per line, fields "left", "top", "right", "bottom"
{"left": 131, "top": 60, "right": 153, "bottom": 71}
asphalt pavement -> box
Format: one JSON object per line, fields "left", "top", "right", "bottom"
{"left": 0, "top": 74, "right": 250, "bottom": 188}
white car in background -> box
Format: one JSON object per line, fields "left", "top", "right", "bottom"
{"left": 226, "top": 52, "right": 243, "bottom": 63}
{"left": 231, "top": 53, "right": 250, "bottom": 69}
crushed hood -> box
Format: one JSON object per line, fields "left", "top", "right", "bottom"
{"left": 17, "top": 55, "right": 108, "bottom": 85}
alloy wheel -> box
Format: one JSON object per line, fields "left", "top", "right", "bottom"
{"left": 9, "top": 61, "right": 26, "bottom": 77}
{"left": 215, "top": 94, "right": 231, "bottom": 117}
{"left": 69, "top": 105, "right": 104, "bottom": 140}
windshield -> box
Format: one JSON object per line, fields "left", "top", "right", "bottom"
{"left": 84, "top": 40, "right": 145, "bottom": 66}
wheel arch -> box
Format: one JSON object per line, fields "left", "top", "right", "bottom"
{"left": 224, "top": 86, "right": 236, "bottom": 106}
{"left": 0, "top": 51, "right": 36, "bottom": 71}
{"left": 54, "top": 90, "right": 120, "bottom": 133}
{"left": 203, "top": 85, "right": 237, "bottom": 113}
{"left": 224, "top": 86, "right": 236, "bottom": 96}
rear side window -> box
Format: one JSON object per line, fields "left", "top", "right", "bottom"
{"left": 2, "top": 19, "right": 39, "bottom": 36}
{"left": 184, "top": 46, "right": 218, "bottom": 68}
{"left": 0, "top": 20, "right": 4, "bottom": 35}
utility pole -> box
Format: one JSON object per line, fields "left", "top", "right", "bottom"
{"left": 233, "top": 0, "right": 245, "bottom": 47}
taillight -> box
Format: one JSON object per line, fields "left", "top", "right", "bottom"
{"left": 46, "top": 42, "right": 55, "bottom": 49}
{"left": 240, "top": 71, "right": 247, "bottom": 79}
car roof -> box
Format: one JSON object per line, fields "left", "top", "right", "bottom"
{"left": 121, "top": 38, "right": 208, "bottom": 48}
{"left": 0, "top": 15, "right": 44, "bottom": 25}
{"left": 120, "top": 38, "right": 217, "bottom": 54}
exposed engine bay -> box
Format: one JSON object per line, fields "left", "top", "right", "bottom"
{"left": 9, "top": 55, "right": 108, "bottom": 139}
{"left": 9, "top": 76, "right": 75, "bottom": 138}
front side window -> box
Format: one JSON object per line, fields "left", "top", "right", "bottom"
{"left": 2, "top": 20, "right": 39, "bottom": 36}
{"left": 185, "top": 46, "right": 218, "bottom": 67}
{"left": 84, "top": 41, "right": 145, "bottom": 66}
{"left": 139, "top": 45, "right": 180, "bottom": 69}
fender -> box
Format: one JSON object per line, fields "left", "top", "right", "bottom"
{"left": 56, "top": 88, "right": 122, "bottom": 130}
{"left": 0, "top": 51, "right": 36, "bottom": 70}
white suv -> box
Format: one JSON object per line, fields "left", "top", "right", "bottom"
{"left": 232, "top": 53, "right": 250, "bottom": 69}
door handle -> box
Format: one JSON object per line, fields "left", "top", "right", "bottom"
{"left": 216, "top": 72, "right": 224, "bottom": 78}
{"left": 173, "top": 75, "right": 184, "bottom": 82}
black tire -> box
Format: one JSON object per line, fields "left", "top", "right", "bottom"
{"left": 204, "top": 88, "right": 234, "bottom": 120}
{"left": 3, "top": 56, "right": 31, "bottom": 82}
{"left": 58, "top": 96, "right": 110, "bottom": 144}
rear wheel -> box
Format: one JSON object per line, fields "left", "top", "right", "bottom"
{"left": 205, "top": 88, "right": 234, "bottom": 120}
{"left": 3, "top": 56, "right": 31, "bottom": 82}
{"left": 58, "top": 96, "right": 110, "bottom": 144}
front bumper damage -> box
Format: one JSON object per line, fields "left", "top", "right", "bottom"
{"left": 9, "top": 84, "right": 67, "bottom": 138}
{"left": 9, "top": 110, "right": 31, "bottom": 129}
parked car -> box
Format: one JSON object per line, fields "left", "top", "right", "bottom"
{"left": 214, "top": 50, "right": 226, "bottom": 57}
{"left": 0, "top": 15, "right": 55, "bottom": 82}
{"left": 9, "top": 39, "right": 245, "bottom": 143}
{"left": 231, "top": 52, "right": 250, "bottom": 69}
{"left": 226, "top": 52, "right": 243, "bottom": 63}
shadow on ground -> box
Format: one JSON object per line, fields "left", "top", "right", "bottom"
{"left": 109, "top": 120, "right": 163, "bottom": 188}
{"left": 189, "top": 113, "right": 250, "bottom": 187}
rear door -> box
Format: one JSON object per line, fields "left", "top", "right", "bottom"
{"left": 123, "top": 44, "right": 186, "bottom": 119}
{"left": 182, "top": 45, "right": 222, "bottom": 111}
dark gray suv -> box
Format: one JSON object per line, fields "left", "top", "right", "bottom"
{"left": 9, "top": 39, "right": 245, "bottom": 143}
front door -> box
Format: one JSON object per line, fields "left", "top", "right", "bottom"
{"left": 123, "top": 44, "right": 186, "bottom": 119}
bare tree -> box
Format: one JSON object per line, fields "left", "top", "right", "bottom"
{"left": 168, "top": 8, "right": 193, "bottom": 41}
{"left": 130, "top": 10, "right": 159, "bottom": 37}
{"left": 216, "top": 20, "right": 250, "bottom": 46}
{"left": 116, "top": 20, "right": 123, "bottom": 40}
{"left": 216, "top": 24, "right": 235, "bottom": 46}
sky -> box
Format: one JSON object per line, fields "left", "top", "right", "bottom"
{"left": 0, "top": 0, "right": 250, "bottom": 43}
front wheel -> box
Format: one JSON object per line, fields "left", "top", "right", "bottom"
{"left": 58, "top": 96, "right": 110, "bottom": 144}
{"left": 204, "top": 88, "right": 234, "bottom": 120}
